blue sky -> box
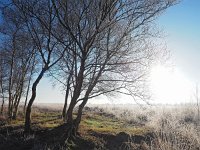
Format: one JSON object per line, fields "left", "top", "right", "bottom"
{"left": 157, "top": 0, "right": 200, "bottom": 82}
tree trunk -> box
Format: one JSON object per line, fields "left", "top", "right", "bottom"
{"left": 0, "top": 77, "right": 5, "bottom": 115}
{"left": 8, "top": 98, "right": 14, "bottom": 120}
{"left": 24, "top": 59, "right": 35, "bottom": 114}
{"left": 12, "top": 89, "right": 19, "bottom": 120}
{"left": 63, "top": 98, "right": 88, "bottom": 141}
{"left": 8, "top": 34, "right": 17, "bottom": 119}
{"left": 0, "top": 97, "right": 4, "bottom": 115}
{"left": 64, "top": 96, "right": 80, "bottom": 139}
{"left": 62, "top": 74, "right": 71, "bottom": 122}
{"left": 62, "top": 89, "right": 69, "bottom": 122}
{"left": 66, "top": 101, "right": 76, "bottom": 124}
{"left": 66, "top": 57, "right": 86, "bottom": 123}
{"left": 24, "top": 68, "right": 47, "bottom": 133}
{"left": 12, "top": 90, "right": 23, "bottom": 120}
{"left": 65, "top": 88, "right": 84, "bottom": 136}
{"left": 8, "top": 82, "right": 13, "bottom": 119}
{"left": 24, "top": 75, "right": 31, "bottom": 114}
{"left": 62, "top": 57, "right": 86, "bottom": 139}
{"left": 74, "top": 98, "right": 88, "bottom": 133}
{"left": 12, "top": 107, "right": 17, "bottom": 120}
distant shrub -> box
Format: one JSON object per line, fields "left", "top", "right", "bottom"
{"left": 184, "top": 114, "right": 194, "bottom": 123}
{"left": 137, "top": 115, "right": 148, "bottom": 122}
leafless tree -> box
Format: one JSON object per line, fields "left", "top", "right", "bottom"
{"left": 0, "top": 5, "right": 37, "bottom": 119}
{"left": 11, "top": 0, "right": 72, "bottom": 132}
{"left": 51, "top": 0, "right": 177, "bottom": 138}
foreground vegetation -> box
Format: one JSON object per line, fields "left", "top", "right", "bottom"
{"left": 0, "top": 104, "right": 199, "bottom": 150}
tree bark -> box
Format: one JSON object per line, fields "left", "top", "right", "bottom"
{"left": 74, "top": 98, "right": 88, "bottom": 133}
{"left": 62, "top": 89, "right": 69, "bottom": 122}
{"left": 8, "top": 33, "right": 17, "bottom": 119}
{"left": 24, "top": 84, "right": 30, "bottom": 115}
{"left": 66, "top": 100, "right": 76, "bottom": 124}
{"left": 24, "top": 52, "right": 35, "bottom": 114}
{"left": 12, "top": 89, "right": 23, "bottom": 120}
{"left": 0, "top": 97, "right": 4, "bottom": 115}
{"left": 66, "top": 57, "right": 86, "bottom": 123}
{"left": 0, "top": 83, "right": 5, "bottom": 115}
{"left": 24, "top": 74, "right": 32, "bottom": 114}
{"left": 24, "top": 68, "right": 47, "bottom": 133}
{"left": 0, "top": 73, "right": 5, "bottom": 115}
{"left": 62, "top": 74, "right": 71, "bottom": 122}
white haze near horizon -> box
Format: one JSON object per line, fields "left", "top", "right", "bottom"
{"left": 32, "top": 70, "right": 196, "bottom": 105}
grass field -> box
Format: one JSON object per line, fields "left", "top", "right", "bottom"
{"left": 0, "top": 104, "right": 200, "bottom": 150}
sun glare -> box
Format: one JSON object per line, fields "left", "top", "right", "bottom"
{"left": 150, "top": 65, "right": 192, "bottom": 103}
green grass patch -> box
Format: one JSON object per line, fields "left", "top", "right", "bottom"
{"left": 38, "top": 121, "right": 61, "bottom": 128}
{"left": 80, "top": 112, "right": 150, "bottom": 135}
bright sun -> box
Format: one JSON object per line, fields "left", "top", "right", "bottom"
{"left": 150, "top": 65, "right": 193, "bottom": 104}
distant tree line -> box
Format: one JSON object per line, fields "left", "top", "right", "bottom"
{"left": 0, "top": 0, "right": 177, "bottom": 140}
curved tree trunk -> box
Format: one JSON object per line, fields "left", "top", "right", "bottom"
{"left": 63, "top": 58, "right": 86, "bottom": 139}
{"left": 74, "top": 98, "right": 88, "bottom": 133}
{"left": 66, "top": 57, "right": 86, "bottom": 122}
{"left": 24, "top": 68, "right": 47, "bottom": 133}
{"left": 24, "top": 55, "right": 35, "bottom": 114}
{"left": 72, "top": 66, "right": 105, "bottom": 134}
{"left": 63, "top": 98, "right": 88, "bottom": 141}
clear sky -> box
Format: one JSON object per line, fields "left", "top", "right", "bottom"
{"left": 1, "top": 0, "right": 198, "bottom": 104}
{"left": 157, "top": 0, "right": 200, "bottom": 82}
{"left": 148, "top": 0, "right": 200, "bottom": 104}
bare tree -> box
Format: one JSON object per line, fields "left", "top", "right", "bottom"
{"left": 0, "top": 6, "right": 37, "bottom": 119}
{"left": 52, "top": 0, "right": 177, "bottom": 138}
{"left": 11, "top": 0, "right": 72, "bottom": 132}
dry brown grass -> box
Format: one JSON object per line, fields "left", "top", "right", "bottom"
{"left": 93, "top": 103, "right": 200, "bottom": 150}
